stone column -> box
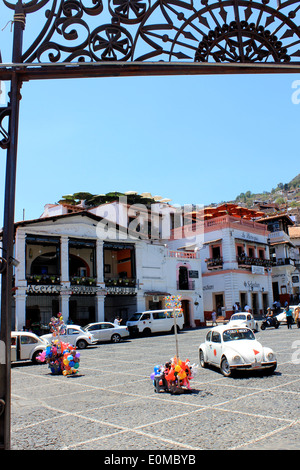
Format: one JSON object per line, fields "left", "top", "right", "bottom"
{"left": 95, "top": 291, "right": 106, "bottom": 322}
{"left": 96, "top": 240, "right": 104, "bottom": 286}
{"left": 14, "top": 230, "right": 27, "bottom": 330}
{"left": 60, "top": 236, "right": 69, "bottom": 285}
{"left": 60, "top": 292, "right": 70, "bottom": 324}
{"left": 14, "top": 288, "right": 27, "bottom": 331}
{"left": 60, "top": 236, "right": 70, "bottom": 323}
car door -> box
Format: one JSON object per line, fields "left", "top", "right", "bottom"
{"left": 11, "top": 335, "right": 18, "bottom": 361}
{"left": 246, "top": 314, "right": 253, "bottom": 329}
{"left": 152, "top": 311, "right": 166, "bottom": 332}
{"left": 100, "top": 323, "right": 115, "bottom": 341}
{"left": 19, "top": 334, "right": 38, "bottom": 360}
{"left": 209, "top": 331, "right": 223, "bottom": 365}
{"left": 85, "top": 324, "right": 100, "bottom": 341}
{"left": 65, "top": 327, "right": 79, "bottom": 346}
{"left": 139, "top": 313, "right": 152, "bottom": 332}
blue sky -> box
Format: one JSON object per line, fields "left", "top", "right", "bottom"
{"left": 0, "top": 2, "right": 299, "bottom": 224}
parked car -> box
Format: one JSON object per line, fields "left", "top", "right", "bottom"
{"left": 41, "top": 324, "right": 97, "bottom": 349}
{"left": 228, "top": 312, "right": 259, "bottom": 332}
{"left": 83, "top": 322, "right": 129, "bottom": 343}
{"left": 199, "top": 325, "right": 277, "bottom": 377}
{"left": 126, "top": 309, "right": 184, "bottom": 336}
{"left": 11, "top": 331, "right": 49, "bottom": 364}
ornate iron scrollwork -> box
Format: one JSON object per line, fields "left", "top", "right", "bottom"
{"left": 3, "top": 0, "right": 300, "bottom": 64}
{"left": 0, "top": 107, "right": 11, "bottom": 150}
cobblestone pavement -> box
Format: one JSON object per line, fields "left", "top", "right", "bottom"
{"left": 10, "top": 324, "right": 300, "bottom": 451}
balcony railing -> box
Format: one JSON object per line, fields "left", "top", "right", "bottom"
{"left": 177, "top": 280, "right": 195, "bottom": 290}
{"left": 26, "top": 274, "right": 61, "bottom": 285}
{"left": 104, "top": 278, "right": 136, "bottom": 287}
{"left": 205, "top": 257, "right": 224, "bottom": 270}
{"left": 237, "top": 256, "right": 273, "bottom": 268}
{"left": 70, "top": 276, "right": 97, "bottom": 286}
{"left": 168, "top": 250, "right": 198, "bottom": 259}
{"left": 274, "top": 258, "right": 295, "bottom": 267}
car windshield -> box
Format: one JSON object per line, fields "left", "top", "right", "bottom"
{"left": 129, "top": 313, "right": 142, "bottom": 321}
{"left": 223, "top": 328, "right": 255, "bottom": 342}
{"left": 231, "top": 314, "right": 246, "bottom": 320}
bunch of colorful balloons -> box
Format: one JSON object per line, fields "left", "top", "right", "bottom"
{"left": 150, "top": 356, "right": 198, "bottom": 392}
{"left": 49, "top": 313, "right": 66, "bottom": 336}
{"left": 37, "top": 340, "right": 80, "bottom": 376}
{"left": 164, "top": 295, "right": 182, "bottom": 310}
{"left": 62, "top": 345, "right": 80, "bottom": 376}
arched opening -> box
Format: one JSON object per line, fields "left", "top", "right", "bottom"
{"left": 69, "top": 253, "right": 90, "bottom": 277}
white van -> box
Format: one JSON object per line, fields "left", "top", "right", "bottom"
{"left": 126, "top": 309, "right": 184, "bottom": 335}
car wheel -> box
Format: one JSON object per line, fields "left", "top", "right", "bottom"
{"left": 32, "top": 351, "right": 42, "bottom": 364}
{"left": 76, "top": 339, "right": 87, "bottom": 349}
{"left": 111, "top": 333, "right": 121, "bottom": 343}
{"left": 220, "top": 357, "right": 232, "bottom": 377}
{"left": 143, "top": 328, "right": 151, "bottom": 336}
{"left": 199, "top": 349, "right": 207, "bottom": 368}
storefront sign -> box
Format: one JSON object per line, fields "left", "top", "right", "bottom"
{"left": 27, "top": 285, "right": 62, "bottom": 294}
{"left": 71, "top": 285, "right": 98, "bottom": 295}
{"left": 203, "top": 284, "right": 214, "bottom": 291}
{"left": 243, "top": 281, "right": 261, "bottom": 290}
{"left": 106, "top": 286, "right": 136, "bottom": 295}
{"left": 251, "top": 265, "right": 265, "bottom": 275}
{"left": 238, "top": 232, "right": 260, "bottom": 243}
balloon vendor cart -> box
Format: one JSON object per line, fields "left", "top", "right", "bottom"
{"left": 37, "top": 314, "right": 80, "bottom": 376}
{"left": 150, "top": 296, "right": 197, "bottom": 394}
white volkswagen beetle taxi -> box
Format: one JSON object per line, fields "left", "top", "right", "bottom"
{"left": 228, "top": 312, "right": 259, "bottom": 332}
{"left": 199, "top": 325, "right": 277, "bottom": 377}
{"left": 11, "top": 331, "right": 49, "bottom": 364}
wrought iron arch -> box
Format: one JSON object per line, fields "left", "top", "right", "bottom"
{"left": 2, "top": 0, "right": 300, "bottom": 65}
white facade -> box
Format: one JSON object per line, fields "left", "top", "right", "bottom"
{"left": 168, "top": 214, "right": 273, "bottom": 319}
{"left": 12, "top": 211, "right": 204, "bottom": 331}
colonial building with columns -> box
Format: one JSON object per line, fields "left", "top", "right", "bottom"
{"left": 7, "top": 210, "right": 204, "bottom": 331}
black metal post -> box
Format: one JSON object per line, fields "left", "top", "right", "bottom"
{"left": 0, "top": 0, "right": 24, "bottom": 450}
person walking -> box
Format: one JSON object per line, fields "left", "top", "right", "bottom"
{"left": 285, "top": 306, "right": 293, "bottom": 329}
{"left": 212, "top": 310, "right": 217, "bottom": 326}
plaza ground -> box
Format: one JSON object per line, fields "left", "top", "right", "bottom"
{"left": 10, "top": 324, "right": 300, "bottom": 450}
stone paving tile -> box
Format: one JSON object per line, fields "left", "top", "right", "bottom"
{"left": 11, "top": 412, "right": 124, "bottom": 450}
{"left": 76, "top": 396, "right": 204, "bottom": 429}
{"left": 236, "top": 421, "right": 300, "bottom": 450}
{"left": 136, "top": 407, "right": 286, "bottom": 450}
{"left": 212, "top": 389, "right": 300, "bottom": 421}
{"left": 69, "top": 430, "right": 188, "bottom": 450}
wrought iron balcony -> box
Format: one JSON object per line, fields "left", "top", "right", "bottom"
{"left": 104, "top": 278, "right": 136, "bottom": 288}
{"left": 70, "top": 276, "right": 97, "bottom": 286}
{"left": 236, "top": 256, "right": 273, "bottom": 268}
{"left": 274, "top": 258, "right": 295, "bottom": 267}
{"left": 177, "top": 280, "right": 195, "bottom": 290}
{"left": 205, "top": 257, "right": 224, "bottom": 270}
{"left": 26, "top": 274, "right": 61, "bottom": 285}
